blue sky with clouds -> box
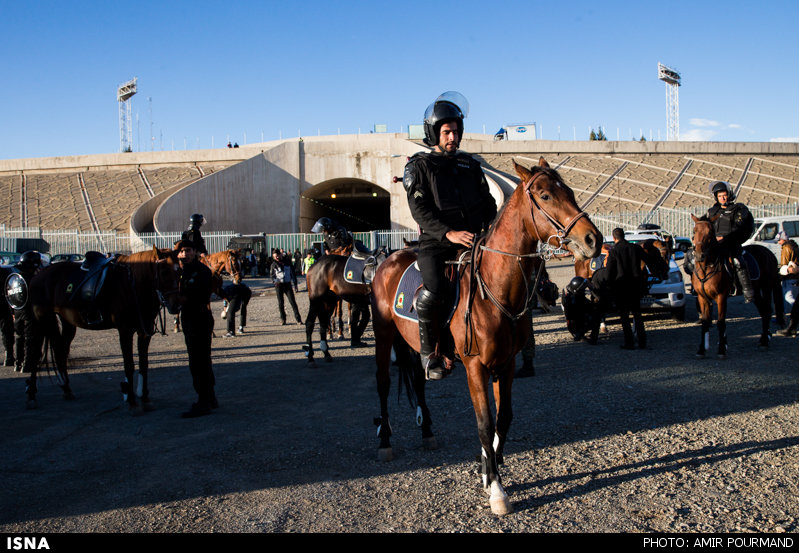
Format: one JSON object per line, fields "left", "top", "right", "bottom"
{"left": 1, "top": 0, "right": 797, "bottom": 160}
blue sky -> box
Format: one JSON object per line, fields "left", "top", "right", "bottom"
{"left": 1, "top": 0, "right": 797, "bottom": 160}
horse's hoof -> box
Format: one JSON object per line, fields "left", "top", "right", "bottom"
{"left": 337, "top": 335, "right": 346, "bottom": 341}
{"left": 489, "top": 495, "right": 513, "bottom": 516}
{"left": 128, "top": 404, "right": 144, "bottom": 416}
{"left": 26, "top": 398, "right": 37, "bottom": 410}
{"left": 324, "top": 356, "right": 334, "bottom": 363}
{"left": 378, "top": 447, "right": 393, "bottom": 462}
{"left": 695, "top": 353, "right": 705, "bottom": 359}
{"left": 717, "top": 354, "right": 727, "bottom": 360}
{"left": 307, "top": 359, "right": 317, "bottom": 368}
{"left": 423, "top": 436, "right": 439, "bottom": 450}
{"left": 63, "top": 391, "right": 76, "bottom": 401}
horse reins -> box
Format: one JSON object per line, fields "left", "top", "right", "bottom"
{"left": 463, "top": 171, "right": 589, "bottom": 357}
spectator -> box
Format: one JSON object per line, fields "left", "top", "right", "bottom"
{"left": 270, "top": 250, "right": 303, "bottom": 325}
{"left": 303, "top": 251, "right": 315, "bottom": 275}
{"left": 220, "top": 282, "right": 252, "bottom": 337}
{"left": 605, "top": 228, "right": 650, "bottom": 350}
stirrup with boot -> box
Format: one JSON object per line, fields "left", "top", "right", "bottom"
{"left": 732, "top": 257, "right": 755, "bottom": 303}
{"left": 416, "top": 289, "right": 449, "bottom": 381}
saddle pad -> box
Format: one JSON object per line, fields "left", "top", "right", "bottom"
{"left": 742, "top": 249, "right": 761, "bottom": 281}
{"left": 392, "top": 261, "right": 459, "bottom": 324}
{"left": 392, "top": 262, "right": 424, "bottom": 322}
{"left": 343, "top": 255, "right": 367, "bottom": 284}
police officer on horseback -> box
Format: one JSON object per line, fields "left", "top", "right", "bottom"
{"left": 182, "top": 214, "right": 208, "bottom": 257}
{"left": 403, "top": 91, "right": 497, "bottom": 380}
{"left": 706, "top": 181, "right": 755, "bottom": 302}
{"left": 312, "top": 217, "right": 354, "bottom": 255}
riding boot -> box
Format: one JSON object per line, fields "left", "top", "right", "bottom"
{"left": 733, "top": 257, "right": 755, "bottom": 303}
{"left": 416, "top": 289, "right": 447, "bottom": 380}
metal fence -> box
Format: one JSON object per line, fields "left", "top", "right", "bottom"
{"left": 2, "top": 202, "right": 796, "bottom": 256}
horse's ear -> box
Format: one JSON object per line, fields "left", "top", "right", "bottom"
{"left": 538, "top": 157, "right": 550, "bottom": 169}
{"left": 691, "top": 214, "right": 699, "bottom": 223}
{"left": 512, "top": 158, "right": 532, "bottom": 184}
{"left": 152, "top": 244, "right": 164, "bottom": 259}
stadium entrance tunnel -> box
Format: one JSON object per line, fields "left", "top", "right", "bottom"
{"left": 300, "top": 178, "right": 391, "bottom": 233}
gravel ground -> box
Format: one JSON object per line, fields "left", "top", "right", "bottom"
{"left": 1, "top": 263, "right": 797, "bottom": 534}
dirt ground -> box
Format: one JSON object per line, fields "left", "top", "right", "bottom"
{"left": 1, "top": 262, "right": 797, "bottom": 534}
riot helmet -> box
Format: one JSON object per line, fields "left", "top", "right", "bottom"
{"left": 16, "top": 251, "right": 42, "bottom": 273}
{"left": 565, "top": 276, "right": 588, "bottom": 295}
{"left": 311, "top": 217, "right": 335, "bottom": 234}
{"left": 189, "top": 213, "right": 205, "bottom": 228}
{"left": 709, "top": 181, "right": 734, "bottom": 202}
{"left": 422, "top": 91, "right": 469, "bottom": 148}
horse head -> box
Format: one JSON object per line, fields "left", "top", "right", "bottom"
{"left": 513, "top": 158, "right": 602, "bottom": 261}
{"left": 153, "top": 246, "right": 183, "bottom": 315}
{"left": 227, "top": 250, "right": 243, "bottom": 284}
{"left": 691, "top": 213, "right": 718, "bottom": 264}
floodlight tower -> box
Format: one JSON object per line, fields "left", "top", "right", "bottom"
{"left": 657, "top": 63, "right": 681, "bottom": 141}
{"left": 117, "top": 77, "right": 138, "bottom": 152}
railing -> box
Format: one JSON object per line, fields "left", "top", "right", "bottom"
{"left": 2, "top": 201, "right": 796, "bottom": 257}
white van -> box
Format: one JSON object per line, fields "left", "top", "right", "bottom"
{"left": 743, "top": 215, "right": 799, "bottom": 257}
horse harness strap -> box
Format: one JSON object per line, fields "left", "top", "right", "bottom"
{"left": 523, "top": 173, "right": 588, "bottom": 247}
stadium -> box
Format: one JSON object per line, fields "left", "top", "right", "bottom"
{"left": 1, "top": 134, "right": 798, "bottom": 255}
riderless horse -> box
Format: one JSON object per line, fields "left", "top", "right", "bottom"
{"left": 26, "top": 247, "right": 183, "bottom": 411}
{"left": 690, "top": 214, "right": 783, "bottom": 358}
{"left": 370, "top": 158, "right": 602, "bottom": 515}
{"left": 303, "top": 245, "right": 387, "bottom": 366}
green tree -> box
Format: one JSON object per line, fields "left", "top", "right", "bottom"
{"left": 589, "top": 127, "right": 607, "bottom": 141}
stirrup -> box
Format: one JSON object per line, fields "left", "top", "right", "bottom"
{"left": 423, "top": 355, "right": 449, "bottom": 381}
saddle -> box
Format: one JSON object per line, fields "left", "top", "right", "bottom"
{"left": 67, "top": 251, "right": 116, "bottom": 325}
{"left": 342, "top": 243, "right": 388, "bottom": 285}
{"left": 392, "top": 259, "right": 460, "bottom": 326}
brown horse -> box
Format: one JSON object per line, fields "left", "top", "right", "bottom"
{"left": 690, "top": 214, "right": 783, "bottom": 358}
{"left": 27, "top": 246, "right": 183, "bottom": 410}
{"left": 303, "top": 248, "right": 388, "bottom": 366}
{"left": 370, "top": 158, "right": 602, "bottom": 515}
{"left": 203, "top": 249, "right": 242, "bottom": 284}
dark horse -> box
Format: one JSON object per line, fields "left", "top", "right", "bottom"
{"left": 690, "top": 214, "right": 783, "bottom": 358}
{"left": 303, "top": 249, "right": 387, "bottom": 366}
{"left": 370, "top": 158, "right": 602, "bottom": 515}
{"left": 27, "top": 246, "right": 183, "bottom": 410}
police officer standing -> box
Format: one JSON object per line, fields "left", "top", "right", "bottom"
{"left": 176, "top": 239, "right": 217, "bottom": 418}
{"left": 3, "top": 251, "right": 45, "bottom": 401}
{"left": 706, "top": 181, "right": 755, "bottom": 302}
{"left": 605, "top": 228, "right": 649, "bottom": 350}
{"left": 403, "top": 91, "right": 497, "bottom": 380}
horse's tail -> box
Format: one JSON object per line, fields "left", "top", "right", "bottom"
{"left": 392, "top": 334, "right": 418, "bottom": 408}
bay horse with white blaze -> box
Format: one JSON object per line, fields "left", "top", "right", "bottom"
{"left": 690, "top": 214, "right": 783, "bottom": 357}
{"left": 27, "top": 246, "right": 183, "bottom": 411}
{"left": 370, "top": 158, "right": 602, "bottom": 515}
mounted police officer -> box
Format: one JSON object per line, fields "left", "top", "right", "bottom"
{"left": 403, "top": 91, "right": 497, "bottom": 380}
{"left": 5, "top": 251, "right": 44, "bottom": 375}
{"left": 706, "top": 180, "right": 755, "bottom": 302}
{"left": 181, "top": 214, "right": 208, "bottom": 258}
{"left": 312, "top": 217, "right": 353, "bottom": 255}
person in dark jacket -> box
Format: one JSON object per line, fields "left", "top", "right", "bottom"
{"left": 220, "top": 282, "right": 252, "bottom": 337}
{"left": 1, "top": 265, "right": 15, "bottom": 367}
{"left": 605, "top": 228, "right": 650, "bottom": 350}
{"left": 404, "top": 91, "right": 497, "bottom": 380}
{"left": 176, "top": 239, "right": 216, "bottom": 418}
{"left": 706, "top": 181, "right": 755, "bottom": 301}
{"left": 270, "top": 250, "right": 303, "bottom": 325}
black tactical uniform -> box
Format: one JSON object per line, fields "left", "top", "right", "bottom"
{"left": 312, "top": 217, "right": 353, "bottom": 254}
{"left": 181, "top": 214, "right": 208, "bottom": 256}
{"left": 404, "top": 92, "right": 497, "bottom": 379}
{"left": 706, "top": 181, "right": 754, "bottom": 301}
{"left": 7, "top": 252, "right": 44, "bottom": 376}
{"left": 177, "top": 240, "right": 216, "bottom": 417}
